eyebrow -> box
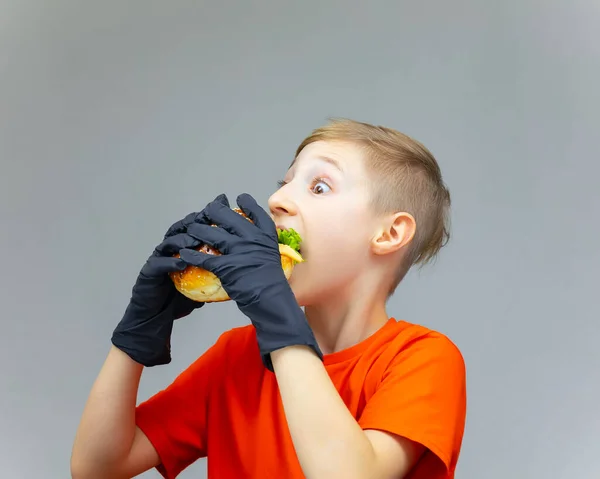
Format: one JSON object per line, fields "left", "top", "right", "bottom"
{"left": 289, "top": 155, "right": 343, "bottom": 172}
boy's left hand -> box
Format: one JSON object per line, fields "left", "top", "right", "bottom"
{"left": 179, "top": 193, "right": 323, "bottom": 371}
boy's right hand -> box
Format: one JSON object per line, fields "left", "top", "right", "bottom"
{"left": 111, "top": 194, "right": 230, "bottom": 367}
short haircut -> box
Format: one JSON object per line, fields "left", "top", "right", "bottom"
{"left": 295, "top": 118, "right": 451, "bottom": 291}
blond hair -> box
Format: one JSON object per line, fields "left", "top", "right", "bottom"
{"left": 295, "top": 118, "right": 451, "bottom": 292}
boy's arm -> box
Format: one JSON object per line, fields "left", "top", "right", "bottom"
{"left": 72, "top": 331, "right": 229, "bottom": 479}
{"left": 271, "top": 346, "right": 424, "bottom": 479}
{"left": 70, "top": 346, "right": 160, "bottom": 479}
{"left": 71, "top": 200, "right": 230, "bottom": 478}
{"left": 71, "top": 208, "right": 212, "bottom": 477}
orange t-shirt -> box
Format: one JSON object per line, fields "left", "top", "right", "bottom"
{"left": 135, "top": 318, "right": 467, "bottom": 478}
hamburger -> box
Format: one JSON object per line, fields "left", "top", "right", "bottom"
{"left": 170, "top": 208, "right": 304, "bottom": 302}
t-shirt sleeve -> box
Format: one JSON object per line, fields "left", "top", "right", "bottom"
{"left": 135, "top": 331, "right": 230, "bottom": 479}
{"left": 357, "top": 334, "right": 467, "bottom": 475}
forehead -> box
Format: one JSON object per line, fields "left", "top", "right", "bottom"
{"left": 290, "top": 140, "right": 367, "bottom": 174}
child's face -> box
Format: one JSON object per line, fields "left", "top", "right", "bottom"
{"left": 268, "top": 140, "right": 381, "bottom": 306}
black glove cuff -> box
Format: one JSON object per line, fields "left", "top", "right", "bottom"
{"left": 239, "top": 283, "right": 323, "bottom": 372}
{"left": 111, "top": 312, "right": 174, "bottom": 367}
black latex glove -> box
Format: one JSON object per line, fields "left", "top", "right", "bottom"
{"left": 111, "top": 194, "right": 229, "bottom": 366}
{"left": 179, "top": 193, "right": 323, "bottom": 371}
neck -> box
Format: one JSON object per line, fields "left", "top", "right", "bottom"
{"left": 304, "top": 280, "right": 390, "bottom": 355}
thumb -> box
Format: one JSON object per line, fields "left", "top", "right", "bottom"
{"left": 141, "top": 256, "right": 188, "bottom": 277}
{"left": 236, "top": 193, "right": 275, "bottom": 235}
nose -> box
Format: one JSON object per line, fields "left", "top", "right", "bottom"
{"left": 268, "top": 187, "right": 298, "bottom": 218}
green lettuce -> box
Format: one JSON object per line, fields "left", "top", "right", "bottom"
{"left": 277, "top": 228, "right": 302, "bottom": 253}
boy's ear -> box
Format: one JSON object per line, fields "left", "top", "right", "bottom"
{"left": 371, "top": 212, "right": 416, "bottom": 256}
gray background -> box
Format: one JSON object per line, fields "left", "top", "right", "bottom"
{"left": 1, "top": 1, "right": 599, "bottom": 478}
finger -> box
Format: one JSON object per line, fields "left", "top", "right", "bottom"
{"left": 141, "top": 256, "right": 188, "bottom": 277}
{"left": 155, "top": 232, "right": 202, "bottom": 256}
{"left": 203, "top": 199, "right": 256, "bottom": 237}
{"left": 178, "top": 248, "right": 223, "bottom": 272}
{"left": 164, "top": 194, "right": 230, "bottom": 238}
{"left": 210, "top": 193, "right": 231, "bottom": 210}
{"left": 164, "top": 212, "right": 204, "bottom": 238}
{"left": 236, "top": 193, "right": 276, "bottom": 235}
{"left": 186, "top": 223, "right": 237, "bottom": 254}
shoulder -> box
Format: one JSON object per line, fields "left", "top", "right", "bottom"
{"left": 366, "top": 319, "right": 465, "bottom": 377}
{"left": 391, "top": 320, "right": 466, "bottom": 392}
{"left": 358, "top": 319, "right": 467, "bottom": 427}
{"left": 400, "top": 321, "right": 464, "bottom": 365}
{"left": 358, "top": 320, "right": 467, "bottom": 474}
{"left": 365, "top": 318, "right": 467, "bottom": 413}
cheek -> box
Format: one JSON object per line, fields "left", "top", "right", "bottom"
{"left": 293, "top": 234, "right": 369, "bottom": 293}
{"left": 291, "top": 206, "right": 374, "bottom": 301}
{"left": 307, "top": 212, "right": 371, "bottom": 268}
{"left": 321, "top": 243, "right": 367, "bottom": 280}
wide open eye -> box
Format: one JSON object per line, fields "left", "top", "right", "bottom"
{"left": 310, "top": 177, "right": 331, "bottom": 195}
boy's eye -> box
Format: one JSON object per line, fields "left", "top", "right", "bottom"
{"left": 311, "top": 178, "right": 331, "bottom": 195}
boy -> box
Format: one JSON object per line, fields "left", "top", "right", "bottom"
{"left": 71, "top": 119, "right": 466, "bottom": 479}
